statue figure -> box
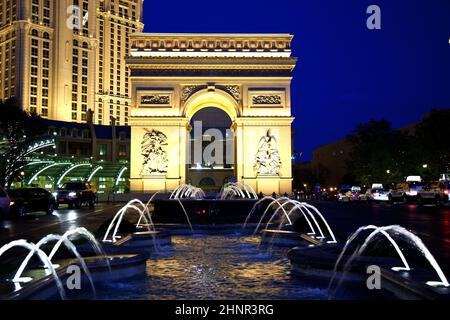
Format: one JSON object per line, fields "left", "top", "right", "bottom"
{"left": 141, "top": 130, "right": 168, "bottom": 175}
{"left": 254, "top": 130, "right": 282, "bottom": 175}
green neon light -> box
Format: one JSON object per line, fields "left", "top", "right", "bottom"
{"left": 28, "top": 163, "right": 70, "bottom": 185}
{"left": 56, "top": 164, "right": 92, "bottom": 187}
{"left": 87, "top": 166, "right": 103, "bottom": 182}
{"left": 115, "top": 167, "right": 128, "bottom": 186}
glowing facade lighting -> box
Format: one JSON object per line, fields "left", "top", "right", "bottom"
{"left": 28, "top": 163, "right": 70, "bottom": 185}
{"left": 87, "top": 166, "right": 103, "bottom": 182}
{"left": 115, "top": 167, "right": 128, "bottom": 186}
{"left": 56, "top": 164, "right": 92, "bottom": 187}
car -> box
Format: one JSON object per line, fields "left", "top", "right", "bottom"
{"left": 389, "top": 177, "right": 425, "bottom": 203}
{"left": 369, "top": 184, "right": 390, "bottom": 201}
{"left": 417, "top": 181, "right": 449, "bottom": 206}
{"left": 6, "top": 188, "right": 56, "bottom": 217}
{"left": 337, "top": 185, "right": 352, "bottom": 202}
{"left": 357, "top": 188, "right": 371, "bottom": 202}
{"left": 55, "top": 182, "right": 97, "bottom": 209}
{"left": 0, "top": 187, "right": 11, "bottom": 220}
{"left": 349, "top": 186, "right": 364, "bottom": 202}
{"left": 404, "top": 176, "right": 425, "bottom": 200}
{"left": 389, "top": 182, "right": 409, "bottom": 203}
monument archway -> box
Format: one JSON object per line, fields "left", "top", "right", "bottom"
{"left": 127, "top": 33, "right": 297, "bottom": 195}
{"left": 187, "top": 106, "right": 235, "bottom": 192}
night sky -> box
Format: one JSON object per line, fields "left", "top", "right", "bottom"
{"left": 141, "top": 0, "right": 450, "bottom": 161}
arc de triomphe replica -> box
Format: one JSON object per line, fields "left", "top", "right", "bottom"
{"left": 126, "top": 34, "right": 297, "bottom": 195}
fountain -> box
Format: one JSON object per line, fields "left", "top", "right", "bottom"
{"left": 260, "top": 202, "right": 327, "bottom": 249}
{"left": 245, "top": 198, "right": 337, "bottom": 244}
{"left": 14, "top": 234, "right": 96, "bottom": 295}
{"left": 219, "top": 182, "right": 258, "bottom": 200}
{"left": 170, "top": 184, "right": 205, "bottom": 200}
{"left": 103, "top": 202, "right": 153, "bottom": 243}
{"left": 13, "top": 227, "right": 110, "bottom": 293}
{"left": 0, "top": 240, "right": 66, "bottom": 299}
{"left": 242, "top": 196, "right": 277, "bottom": 228}
{"left": 328, "top": 225, "right": 449, "bottom": 296}
{"left": 250, "top": 197, "right": 291, "bottom": 235}
{"left": 102, "top": 195, "right": 175, "bottom": 250}
{"left": 175, "top": 198, "right": 194, "bottom": 233}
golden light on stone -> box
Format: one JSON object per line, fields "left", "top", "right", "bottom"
{"left": 127, "top": 33, "right": 297, "bottom": 195}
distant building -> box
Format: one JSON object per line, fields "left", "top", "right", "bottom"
{"left": 15, "top": 117, "right": 130, "bottom": 194}
{"left": 312, "top": 138, "right": 352, "bottom": 188}
{"left": 0, "top": 0, "right": 144, "bottom": 124}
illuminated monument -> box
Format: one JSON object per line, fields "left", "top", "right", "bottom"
{"left": 127, "top": 34, "right": 297, "bottom": 194}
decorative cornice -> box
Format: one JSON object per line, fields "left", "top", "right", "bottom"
{"left": 129, "top": 33, "right": 293, "bottom": 54}
{"left": 126, "top": 57, "right": 297, "bottom": 76}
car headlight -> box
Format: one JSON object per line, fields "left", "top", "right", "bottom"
{"left": 68, "top": 192, "right": 77, "bottom": 198}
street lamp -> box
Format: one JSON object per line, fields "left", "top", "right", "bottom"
{"left": 422, "top": 164, "right": 428, "bottom": 169}
{"left": 386, "top": 170, "right": 390, "bottom": 174}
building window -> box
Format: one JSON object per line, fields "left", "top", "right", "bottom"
{"left": 82, "top": 130, "right": 90, "bottom": 139}
{"left": 118, "top": 144, "right": 127, "bottom": 157}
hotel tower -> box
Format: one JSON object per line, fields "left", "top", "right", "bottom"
{"left": 0, "top": 0, "right": 144, "bottom": 125}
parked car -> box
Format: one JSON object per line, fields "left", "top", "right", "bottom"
{"left": 389, "top": 177, "right": 425, "bottom": 203}
{"left": 369, "top": 184, "right": 390, "bottom": 201}
{"left": 357, "top": 187, "right": 371, "bottom": 202}
{"left": 417, "top": 181, "right": 449, "bottom": 205}
{"left": 389, "top": 182, "right": 409, "bottom": 203}
{"left": 6, "top": 188, "right": 56, "bottom": 217}
{"left": 54, "top": 182, "right": 97, "bottom": 209}
{"left": 337, "top": 185, "right": 352, "bottom": 202}
{"left": 0, "top": 187, "right": 11, "bottom": 220}
{"left": 349, "top": 186, "right": 365, "bottom": 202}
{"left": 404, "top": 176, "right": 425, "bottom": 200}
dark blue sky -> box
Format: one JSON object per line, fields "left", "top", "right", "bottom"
{"left": 141, "top": 0, "right": 450, "bottom": 160}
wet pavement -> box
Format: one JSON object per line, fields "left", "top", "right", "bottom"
{"left": 0, "top": 203, "right": 123, "bottom": 245}
{"left": 1, "top": 201, "right": 449, "bottom": 273}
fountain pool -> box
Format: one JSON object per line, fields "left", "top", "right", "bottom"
{"left": 70, "top": 232, "right": 330, "bottom": 300}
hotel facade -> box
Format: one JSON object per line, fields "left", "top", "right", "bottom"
{"left": 0, "top": 0, "right": 144, "bottom": 125}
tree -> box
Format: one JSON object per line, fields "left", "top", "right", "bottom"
{"left": 412, "top": 109, "right": 450, "bottom": 179}
{"left": 346, "top": 119, "right": 413, "bottom": 186}
{"left": 0, "top": 99, "right": 46, "bottom": 187}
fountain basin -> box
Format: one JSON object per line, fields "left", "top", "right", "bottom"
{"left": 260, "top": 230, "right": 322, "bottom": 247}
{"left": 152, "top": 223, "right": 274, "bottom": 236}
{"left": 111, "top": 229, "right": 172, "bottom": 249}
{"left": 380, "top": 268, "right": 450, "bottom": 300}
{"left": 288, "top": 244, "right": 400, "bottom": 281}
{"left": 153, "top": 199, "right": 258, "bottom": 224}
{"left": 1, "top": 253, "right": 147, "bottom": 300}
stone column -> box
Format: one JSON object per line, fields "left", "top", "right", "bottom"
{"left": 14, "top": 21, "right": 30, "bottom": 111}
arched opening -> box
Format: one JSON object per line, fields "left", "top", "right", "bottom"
{"left": 187, "top": 107, "right": 235, "bottom": 191}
